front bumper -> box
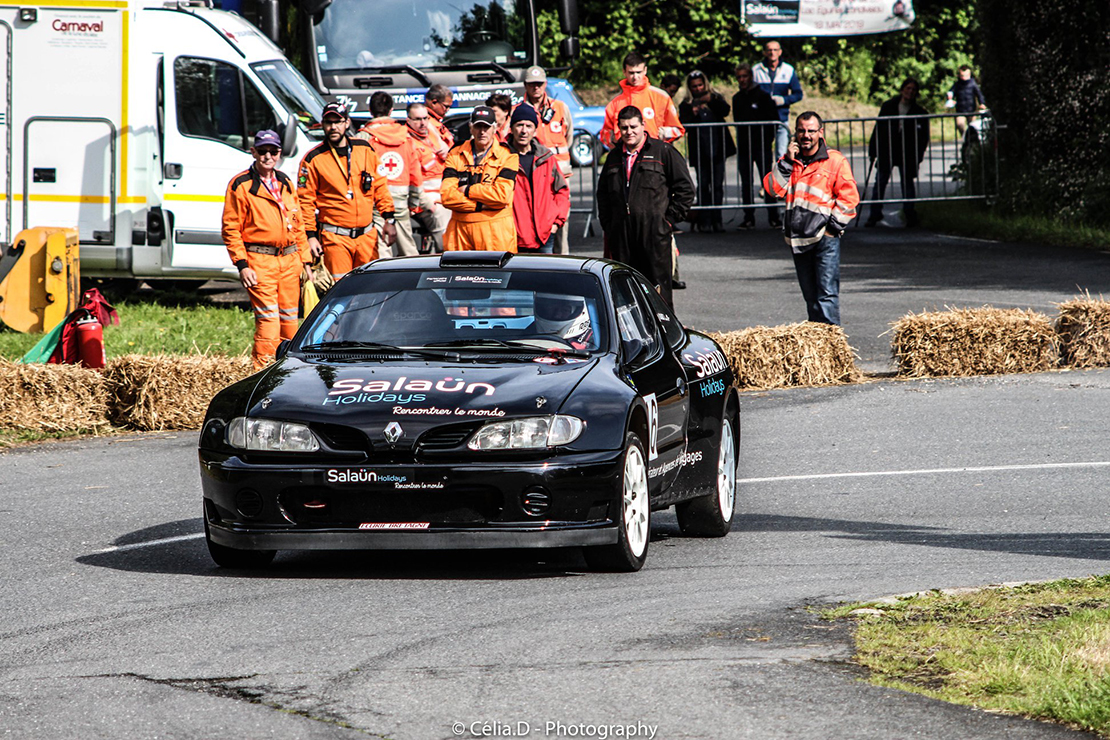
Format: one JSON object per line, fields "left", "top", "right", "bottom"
{"left": 200, "top": 450, "right": 623, "bottom": 551}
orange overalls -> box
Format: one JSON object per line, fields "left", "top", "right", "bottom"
{"left": 222, "top": 165, "right": 310, "bottom": 370}
{"left": 598, "top": 76, "right": 686, "bottom": 148}
{"left": 355, "top": 118, "right": 424, "bottom": 257}
{"left": 441, "top": 141, "right": 519, "bottom": 252}
{"left": 297, "top": 137, "right": 394, "bottom": 278}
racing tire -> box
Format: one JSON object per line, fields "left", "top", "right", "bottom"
{"left": 676, "top": 415, "right": 737, "bottom": 538}
{"left": 584, "top": 432, "right": 650, "bottom": 572}
{"left": 204, "top": 516, "right": 276, "bottom": 569}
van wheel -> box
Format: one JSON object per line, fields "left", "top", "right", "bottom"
{"left": 585, "top": 432, "right": 650, "bottom": 572}
{"left": 676, "top": 416, "right": 737, "bottom": 537}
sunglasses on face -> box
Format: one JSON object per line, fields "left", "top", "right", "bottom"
{"left": 255, "top": 148, "right": 281, "bottom": 157}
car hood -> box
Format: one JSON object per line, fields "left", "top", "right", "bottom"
{"left": 247, "top": 356, "right": 600, "bottom": 438}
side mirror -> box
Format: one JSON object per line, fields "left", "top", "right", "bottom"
{"left": 276, "top": 339, "right": 291, "bottom": 359}
{"left": 281, "top": 115, "right": 298, "bottom": 157}
{"left": 258, "top": 0, "right": 280, "bottom": 44}
{"left": 301, "top": 0, "right": 333, "bottom": 15}
{"left": 621, "top": 337, "right": 647, "bottom": 367}
{"left": 557, "top": 0, "right": 579, "bottom": 34}
{"left": 559, "top": 37, "right": 580, "bottom": 61}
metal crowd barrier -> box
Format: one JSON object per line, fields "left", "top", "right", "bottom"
{"left": 563, "top": 114, "right": 998, "bottom": 234}
{"left": 679, "top": 112, "right": 998, "bottom": 224}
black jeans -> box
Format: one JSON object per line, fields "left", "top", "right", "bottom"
{"left": 869, "top": 163, "right": 917, "bottom": 220}
{"left": 693, "top": 153, "right": 725, "bottom": 227}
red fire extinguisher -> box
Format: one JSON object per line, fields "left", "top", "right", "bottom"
{"left": 75, "top": 314, "right": 106, "bottom": 369}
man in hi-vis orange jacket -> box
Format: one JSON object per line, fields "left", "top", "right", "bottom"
{"left": 298, "top": 102, "right": 397, "bottom": 280}
{"left": 441, "top": 106, "right": 519, "bottom": 251}
{"left": 598, "top": 51, "right": 685, "bottom": 149}
{"left": 222, "top": 130, "right": 312, "bottom": 370}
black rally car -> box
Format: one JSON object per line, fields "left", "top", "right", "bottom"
{"left": 199, "top": 252, "right": 740, "bottom": 571}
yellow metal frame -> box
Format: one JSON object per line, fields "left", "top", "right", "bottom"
{"left": 0, "top": 227, "right": 80, "bottom": 333}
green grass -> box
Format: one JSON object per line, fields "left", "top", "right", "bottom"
{"left": 827, "top": 576, "right": 1110, "bottom": 736}
{"left": 920, "top": 201, "right": 1110, "bottom": 252}
{"left": 0, "top": 290, "right": 253, "bottom": 361}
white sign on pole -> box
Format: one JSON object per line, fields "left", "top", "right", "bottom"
{"left": 742, "top": 0, "right": 915, "bottom": 37}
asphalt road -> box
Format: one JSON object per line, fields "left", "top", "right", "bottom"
{"left": 4, "top": 225, "right": 1109, "bottom": 739}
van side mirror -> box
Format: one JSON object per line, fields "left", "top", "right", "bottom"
{"left": 300, "top": 0, "right": 333, "bottom": 15}
{"left": 557, "top": 0, "right": 579, "bottom": 34}
{"left": 281, "top": 115, "right": 297, "bottom": 157}
{"left": 258, "top": 0, "right": 280, "bottom": 44}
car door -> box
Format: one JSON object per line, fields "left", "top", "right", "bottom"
{"left": 611, "top": 272, "right": 689, "bottom": 496}
{"left": 162, "top": 55, "right": 282, "bottom": 270}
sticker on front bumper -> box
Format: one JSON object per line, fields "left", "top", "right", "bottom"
{"left": 359, "top": 522, "right": 431, "bottom": 530}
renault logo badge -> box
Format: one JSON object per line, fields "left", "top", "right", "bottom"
{"left": 384, "top": 422, "right": 403, "bottom": 444}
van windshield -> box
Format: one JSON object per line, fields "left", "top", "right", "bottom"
{"left": 252, "top": 60, "right": 326, "bottom": 139}
{"left": 313, "top": 0, "right": 532, "bottom": 72}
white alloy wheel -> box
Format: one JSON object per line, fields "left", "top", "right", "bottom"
{"left": 623, "top": 443, "right": 649, "bottom": 558}
{"left": 717, "top": 418, "right": 737, "bottom": 519}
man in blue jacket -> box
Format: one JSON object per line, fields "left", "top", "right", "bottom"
{"left": 752, "top": 40, "right": 804, "bottom": 160}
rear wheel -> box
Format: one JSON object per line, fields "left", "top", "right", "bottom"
{"left": 676, "top": 415, "right": 737, "bottom": 537}
{"left": 585, "top": 432, "right": 650, "bottom": 572}
{"left": 204, "top": 515, "right": 275, "bottom": 569}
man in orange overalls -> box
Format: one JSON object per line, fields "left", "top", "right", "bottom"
{"left": 407, "top": 101, "right": 451, "bottom": 251}
{"left": 222, "top": 130, "right": 312, "bottom": 370}
{"left": 355, "top": 91, "right": 424, "bottom": 257}
{"left": 441, "top": 106, "right": 519, "bottom": 252}
{"left": 298, "top": 102, "right": 397, "bottom": 281}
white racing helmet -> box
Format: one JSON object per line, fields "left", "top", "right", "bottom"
{"left": 533, "top": 293, "right": 591, "bottom": 344}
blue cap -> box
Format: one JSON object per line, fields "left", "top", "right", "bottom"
{"left": 253, "top": 130, "right": 282, "bottom": 149}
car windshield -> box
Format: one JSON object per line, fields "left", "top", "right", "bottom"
{"left": 252, "top": 60, "right": 326, "bottom": 139}
{"left": 297, "top": 269, "right": 608, "bottom": 353}
{"left": 313, "top": 0, "right": 532, "bottom": 72}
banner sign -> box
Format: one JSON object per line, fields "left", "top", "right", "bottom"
{"left": 741, "top": 0, "right": 914, "bottom": 36}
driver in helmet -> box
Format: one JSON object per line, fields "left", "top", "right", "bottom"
{"left": 532, "top": 293, "right": 592, "bottom": 349}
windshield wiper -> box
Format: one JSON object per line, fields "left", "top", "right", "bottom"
{"left": 331, "top": 65, "right": 432, "bottom": 87}
{"left": 424, "top": 338, "right": 590, "bottom": 358}
{"left": 298, "top": 341, "right": 451, "bottom": 359}
{"left": 432, "top": 61, "right": 515, "bottom": 83}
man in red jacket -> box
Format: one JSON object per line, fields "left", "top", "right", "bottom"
{"left": 508, "top": 104, "right": 569, "bottom": 253}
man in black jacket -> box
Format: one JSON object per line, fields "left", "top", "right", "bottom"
{"left": 597, "top": 106, "right": 695, "bottom": 308}
{"left": 678, "top": 71, "right": 734, "bottom": 232}
{"left": 866, "top": 78, "right": 929, "bottom": 228}
{"left": 731, "top": 63, "right": 781, "bottom": 229}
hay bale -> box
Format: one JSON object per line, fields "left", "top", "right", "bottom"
{"left": 0, "top": 360, "right": 109, "bottom": 432}
{"left": 710, "top": 322, "right": 862, "bottom": 390}
{"left": 105, "top": 354, "right": 253, "bottom": 431}
{"left": 890, "top": 306, "right": 1059, "bottom": 377}
{"left": 1056, "top": 296, "right": 1110, "bottom": 368}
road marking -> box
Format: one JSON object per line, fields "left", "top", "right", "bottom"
{"left": 740, "top": 461, "right": 1110, "bottom": 484}
{"left": 97, "top": 533, "right": 203, "bottom": 553}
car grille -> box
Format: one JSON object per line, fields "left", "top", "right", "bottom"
{"left": 312, "top": 423, "right": 373, "bottom": 455}
{"left": 417, "top": 422, "right": 482, "bottom": 453}
{"left": 279, "top": 485, "right": 503, "bottom": 525}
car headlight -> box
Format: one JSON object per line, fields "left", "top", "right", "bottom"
{"left": 227, "top": 417, "right": 320, "bottom": 452}
{"left": 467, "top": 415, "right": 584, "bottom": 451}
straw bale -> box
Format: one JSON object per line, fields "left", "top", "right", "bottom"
{"left": 890, "top": 306, "right": 1059, "bottom": 377}
{"left": 104, "top": 354, "right": 253, "bottom": 431}
{"left": 709, "top": 322, "right": 862, "bottom": 391}
{"left": 1056, "top": 296, "right": 1110, "bottom": 368}
{"left": 0, "top": 360, "right": 109, "bottom": 432}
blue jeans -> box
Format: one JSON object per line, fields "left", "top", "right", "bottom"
{"left": 792, "top": 234, "right": 841, "bottom": 325}
{"left": 774, "top": 120, "right": 790, "bottom": 161}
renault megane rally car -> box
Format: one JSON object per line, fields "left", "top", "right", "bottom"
{"left": 199, "top": 251, "right": 740, "bottom": 572}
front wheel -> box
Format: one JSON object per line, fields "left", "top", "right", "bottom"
{"left": 676, "top": 415, "right": 737, "bottom": 537}
{"left": 585, "top": 432, "right": 650, "bottom": 572}
{"left": 204, "top": 516, "right": 276, "bottom": 569}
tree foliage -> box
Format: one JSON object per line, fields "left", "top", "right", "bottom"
{"left": 977, "top": 0, "right": 1110, "bottom": 226}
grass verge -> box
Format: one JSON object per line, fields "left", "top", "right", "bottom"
{"left": 827, "top": 576, "right": 1110, "bottom": 736}
{"left": 0, "top": 289, "right": 252, "bottom": 361}
{"left": 920, "top": 201, "right": 1110, "bottom": 252}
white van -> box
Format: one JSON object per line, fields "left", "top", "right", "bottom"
{"left": 2, "top": 0, "right": 325, "bottom": 282}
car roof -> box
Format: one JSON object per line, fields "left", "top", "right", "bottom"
{"left": 355, "top": 252, "right": 617, "bottom": 277}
